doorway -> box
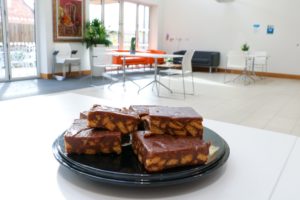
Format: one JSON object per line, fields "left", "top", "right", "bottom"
{"left": 0, "top": 0, "right": 37, "bottom": 82}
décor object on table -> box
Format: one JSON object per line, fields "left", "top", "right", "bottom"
{"left": 130, "top": 37, "right": 136, "bottom": 54}
{"left": 241, "top": 43, "right": 250, "bottom": 52}
{"left": 53, "top": 0, "right": 85, "bottom": 42}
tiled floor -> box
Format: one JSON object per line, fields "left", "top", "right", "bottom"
{"left": 62, "top": 72, "right": 300, "bottom": 137}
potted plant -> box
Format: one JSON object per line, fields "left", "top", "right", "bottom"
{"left": 83, "top": 19, "right": 112, "bottom": 76}
{"left": 241, "top": 43, "right": 250, "bottom": 52}
{"left": 83, "top": 19, "right": 112, "bottom": 49}
{"left": 130, "top": 37, "right": 136, "bottom": 54}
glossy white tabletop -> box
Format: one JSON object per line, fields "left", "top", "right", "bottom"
{"left": 108, "top": 51, "right": 183, "bottom": 59}
{"left": 270, "top": 139, "right": 299, "bottom": 200}
{"left": 0, "top": 93, "right": 298, "bottom": 200}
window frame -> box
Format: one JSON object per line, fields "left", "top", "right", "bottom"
{"left": 88, "top": 0, "right": 150, "bottom": 50}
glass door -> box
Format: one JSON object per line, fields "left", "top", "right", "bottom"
{"left": 7, "top": 0, "right": 37, "bottom": 79}
{"left": 123, "top": 2, "right": 137, "bottom": 49}
{"left": 0, "top": 0, "right": 37, "bottom": 81}
{"left": 0, "top": 0, "right": 7, "bottom": 81}
{"left": 104, "top": 0, "right": 120, "bottom": 48}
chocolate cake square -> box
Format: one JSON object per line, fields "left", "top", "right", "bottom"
{"left": 129, "top": 105, "right": 159, "bottom": 130}
{"left": 146, "top": 106, "right": 203, "bottom": 137}
{"left": 132, "top": 131, "right": 210, "bottom": 172}
{"left": 64, "top": 119, "right": 122, "bottom": 154}
{"left": 87, "top": 105, "right": 139, "bottom": 134}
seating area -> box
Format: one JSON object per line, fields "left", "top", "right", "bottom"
{"left": 225, "top": 50, "right": 269, "bottom": 85}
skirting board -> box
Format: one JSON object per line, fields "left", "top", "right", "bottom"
{"left": 217, "top": 68, "right": 300, "bottom": 80}
{"left": 40, "top": 68, "right": 300, "bottom": 80}
{"left": 40, "top": 70, "right": 91, "bottom": 80}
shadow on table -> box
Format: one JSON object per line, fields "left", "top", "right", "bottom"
{"left": 56, "top": 164, "right": 228, "bottom": 199}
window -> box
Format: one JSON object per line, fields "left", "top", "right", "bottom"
{"left": 138, "top": 5, "right": 149, "bottom": 50}
{"left": 89, "top": 0, "right": 102, "bottom": 22}
{"left": 104, "top": 0, "right": 120, "bottom": 48}
{"left": 123, "top": 2, "right": 137, "bottom": 49}
{"left": 88, "top": 0, "right": 150, "bottom": 50}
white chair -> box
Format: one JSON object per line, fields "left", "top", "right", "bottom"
{"left": 253, "top": 51, "right": 268, "bottom": 77}
{"left": 90, "top": 47, "right": 121, "bottom": 84}
{"left": 53, "top": 43, "right": 81, "bottom": 80}
{"left": 158, "top": 50, "right": 195, "bottom": 98}
{"left": 224, "top": 50, "right": 254, "bottom": 85}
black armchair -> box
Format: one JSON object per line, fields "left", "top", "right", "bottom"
{"left": 173, "top": 50, "right": 220, "bottom": 72}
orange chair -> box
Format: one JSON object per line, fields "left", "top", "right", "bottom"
{"left": 112, "top": 50, "right": 148, "bottom": 67}
{"left": 111, "top": 49, "right": 166, "bottom": 67}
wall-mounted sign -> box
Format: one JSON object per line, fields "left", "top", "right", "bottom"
{"left": 267, "top": 25, "right": 275, "bottom": 35}
{"left": 253, "top": 24, "right": 260, "bottom": 33}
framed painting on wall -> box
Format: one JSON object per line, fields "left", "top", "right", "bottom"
{"left": 53, "top": 0, "right": 85, "bottom": 42}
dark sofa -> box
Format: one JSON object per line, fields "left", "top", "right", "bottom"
{"left": 173, "top": 50, "right": 220, "bottom": 72}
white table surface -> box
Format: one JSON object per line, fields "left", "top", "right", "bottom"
{"left": 0, "top": 93, "right": 298, "bottom": 200}
{"left": 270, "top": 139, "right": 299, "bottom": 200}
{"left": 108, "top": 51, "right": 184, "bottom": 59}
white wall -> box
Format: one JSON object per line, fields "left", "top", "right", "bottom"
{"left": 159, "top": 0, "right": 300, "bottom": 75}
{"left": 37, "top": 0, "right": 92, "bottom": 75}
{"left": 36, "top": 0, "right": 159, "bottom": 75}
{"left": 126, "top": 0, "right": 159, "bottom": 5}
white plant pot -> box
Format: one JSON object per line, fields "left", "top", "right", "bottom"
{"left": 90, "top": 45, "right": 106, "bottom": 77}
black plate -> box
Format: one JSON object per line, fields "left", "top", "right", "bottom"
{"left": 53, "top": 127, "right": 230, "bottom": 186}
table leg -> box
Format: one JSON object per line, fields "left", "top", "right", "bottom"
{"left": 108, "top": 55, "right": 140, "bottom": 89}
{"left": 138, "top": 57, "right": 173, "bottom": 94}
{"left": 251, "top": 57, "right": 262, "bottom": 80}
{"left": 122, "top": 56, "right": 126, "bottom": 87}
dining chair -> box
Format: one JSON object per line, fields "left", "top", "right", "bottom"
{"left": 224, "top": 50, "right": 253, "bottom": 85}
{"left": 252, "top": 51, "right": 268, "bottom": 78}
{"left": 90, "top": 47, "right": 122, "bottom": 85}
{"left": 158, "top": 50, "right": 195, "bottom": 98}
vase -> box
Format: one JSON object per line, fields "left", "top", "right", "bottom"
{"left": 130, "top": 37, "right": 136, "bottom": 54}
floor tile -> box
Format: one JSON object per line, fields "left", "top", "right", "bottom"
{"left": 3, "top": 72, "right": 300, "bottom": 137}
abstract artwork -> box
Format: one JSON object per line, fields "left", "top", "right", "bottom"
{"left": 53, "top": 0, "right": 85, "bottom": 42}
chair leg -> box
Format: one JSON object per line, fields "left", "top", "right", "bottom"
{"left": 168, "top": 73, "right": 171, "bottom": 89}
{"left": 223, "top": 66, "right": 227, "bottom": 83}
{"left": 157, "top": 74, "right": 160, "bottom": 94}
{"left": 63, "top": 65, "right": 67, "bottom": 78}
{"left": 191, "top": 72, "right": 195, "bottom": 95}
{"left": 182, "top": 73, "right": 186, "bottom": 99}
{"left": 90, "top": 70, "right": 93, "bottom": 82}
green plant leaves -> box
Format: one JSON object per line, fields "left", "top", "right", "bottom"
{"left": 241, "top": 43, "right": 250, "bottom": 51}
{"left": 83, "top": 19, "right": 112, "bottom": 49}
